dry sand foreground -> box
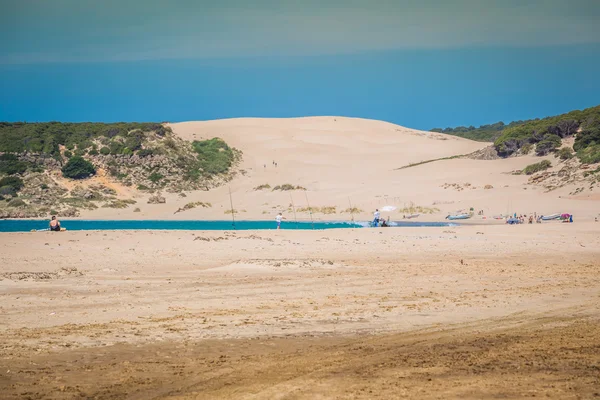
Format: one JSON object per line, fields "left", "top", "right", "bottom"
{"left": 1, "top": 223, "right": 600, "bottom": 399}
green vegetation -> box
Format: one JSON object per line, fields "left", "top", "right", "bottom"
{"left": 0, "top": 176, "right": 24, "bottom": 195}
{"left": 534, "top": 134, "right": 562, "bottom": 156}
{"left": 520, "top": 143, "right": 533, "bottom": 155}
{"left": 573, "top": 124, "right": 600, "bottom": 164}
{"left": 0, "top": 122, "right": 168, "bottom": 156}
{"left": 576, "top": 145, "right": 600, "bottom": 164}
{"left": 148, "top": 172, "right": 164, "bottom": 184}
{"left": 523, "top": 160, "right": 552, "bottom": 175}
{"left": 431, "top": 120, "right": 533, "bottom": 142}
{"left": 61, "top": 156, "right": 96, "bottom": 179}
{"left": 191, "top": 138, "right": 235, "bottom": 175}
{"left": 557, "top": 147, "right": 574, "bottom": 160}
{"left": 435, "top": 105, "right": 600, "bottom": 164}
{"left": 0, "top": 154, "right": 31, "bottom": 175}
{"left": 494, "top": 105, "right": 600, "bottom": 159}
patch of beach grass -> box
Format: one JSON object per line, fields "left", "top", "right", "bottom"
{"left": 102, "top": 199, "right": 137, "bottom": 209}
{"left": 174, "top": 201, "right": 212, "bottom": 214}
{"left": 254, "top": 184, "right": 271, "bottom": 190}
{"left": 297, "top": 206, "right": 337, "bottom": 214}
{"left": 272, "top": 184, "right": 306, "bottom": 191}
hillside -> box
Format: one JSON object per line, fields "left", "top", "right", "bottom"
{"left": 430, "top": 119, "right": 534, "bottom": 142}
{"left": 0, "top": 123, "right": 240, "bottom": 218}
{"left": 494, "top": 105, "right": 600, "bottom": 162}
{"left": 432, "top": 105, "right": 600, "bottom": 166}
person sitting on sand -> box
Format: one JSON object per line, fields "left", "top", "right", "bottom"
{"left": 275, "top": 213, "right": 285, "bottom": 229}
{"left": 529, "top": 215, "right": 533, "bottom": 224}
{"left": 49, "top": 216, "right": 61, "bottom": 232}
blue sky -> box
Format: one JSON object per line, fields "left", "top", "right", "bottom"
{"left": 1, "top": 0, "right": 599, "bottom": 130}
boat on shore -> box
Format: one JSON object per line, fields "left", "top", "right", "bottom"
{"left": 541, "top": 213, "right": 561, "bottom": 221}
{"left": 446, "top": 213, "right": 472, "bottom": 220}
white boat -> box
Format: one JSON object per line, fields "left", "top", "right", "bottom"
{"left": 446, "top": 213, "right": 471, "bottom": 220}
{"left": 541, "top": 213, "right": 561, "bottom": 221}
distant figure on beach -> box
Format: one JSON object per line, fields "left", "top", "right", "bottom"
{"left": 373, "top": 209, "right": 380, "bottom": 227}
{"left": 49, "top": 216, "right": 61, "bottom": 232}
{"left": 276, "top": 213, "right": 285, "bottom": 229}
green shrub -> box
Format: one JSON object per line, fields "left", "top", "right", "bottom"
{"left": 523, "top": 160, "right": 552, "bottom": 175}
{"left": 520, "top": 143, "right": 532, "bottom": 155}
{"left": 63, "top": 150, "right": 73, "bottom": 158}
{"left": 557, "top": 147, "right": 574, "bottom": 160}
{"left": 137, "top": 184, "right": 150, "bottom": 191}
{"left": 148, "top": 172, "right": 164, "bottom": 183}
{"left": 191, "top": 138, "right": 235, "bottom": 175}
{"left": 0, "top": 186, "right": 16, "bottom": 196}
{"left": 100, "top": 147, "right": 111, "bottom": 155}
{"left": 61, "top": 156, "right": 96, "bottom": 179}
{"left": 535, "top": 134, "right": 561, "bottom": 156}
{"left": 137, "top": 148, "right": 154, "bottom": 157}
{"left": 0, "top": 154, "right": 29, "bottom": 175}
{"left": 577, "top": 144, "right": 600, "bottom": 164}
{"left": 40, "top": 183, "right": 49, "bottom": 190}
{"left": 88, "top": 149, "right": 99, "bottom": 156}
{"left": 109, "top": 141, "right": 124, "bottom": 155}
{"left": 122, "top": 147, "right": 133, "bottom": 156}
{"left": 0, "top": 176, "right": 24, "bottom": 192}
{"left": 574, "top": 126, "right": 600, "bottom": 152}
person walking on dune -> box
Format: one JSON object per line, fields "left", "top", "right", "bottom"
{"left": 276, "top": 213, "right": 286, "bottom": 229}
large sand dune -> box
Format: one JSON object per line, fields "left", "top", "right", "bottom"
{"left": 60, "top": 116, "right": 599, "bottom": 222}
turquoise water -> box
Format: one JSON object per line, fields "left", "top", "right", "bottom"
{"left": 0, "top": 219, "right": 456, "bottom": 232}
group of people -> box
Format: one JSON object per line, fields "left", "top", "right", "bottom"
{"left": 507, "top": 212, "right": 574, "bottom": 224}
{"left": 264, "top": 160, "right": 278, "bottom": 169}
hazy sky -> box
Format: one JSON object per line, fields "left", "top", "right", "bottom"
{"left": 1, "top": 0, "right": 599, "bottom": 128}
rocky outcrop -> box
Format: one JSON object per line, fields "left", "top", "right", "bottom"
{"left": 147, "top": 194, "right": 166, "bottom": 204}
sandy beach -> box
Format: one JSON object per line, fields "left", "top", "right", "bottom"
{"left": 1, "top": 222, "right": 599, "bottom": 398}
{"left": 1, "top": 117, "right": 600, "bottom": 398}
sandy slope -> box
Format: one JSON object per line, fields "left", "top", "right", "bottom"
{"left": 75, "top": 116, "right": 598, "bottom": 222}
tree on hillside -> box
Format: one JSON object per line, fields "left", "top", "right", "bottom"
{"left": 61, "top": 156, "right": 96, "bottom": 179}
